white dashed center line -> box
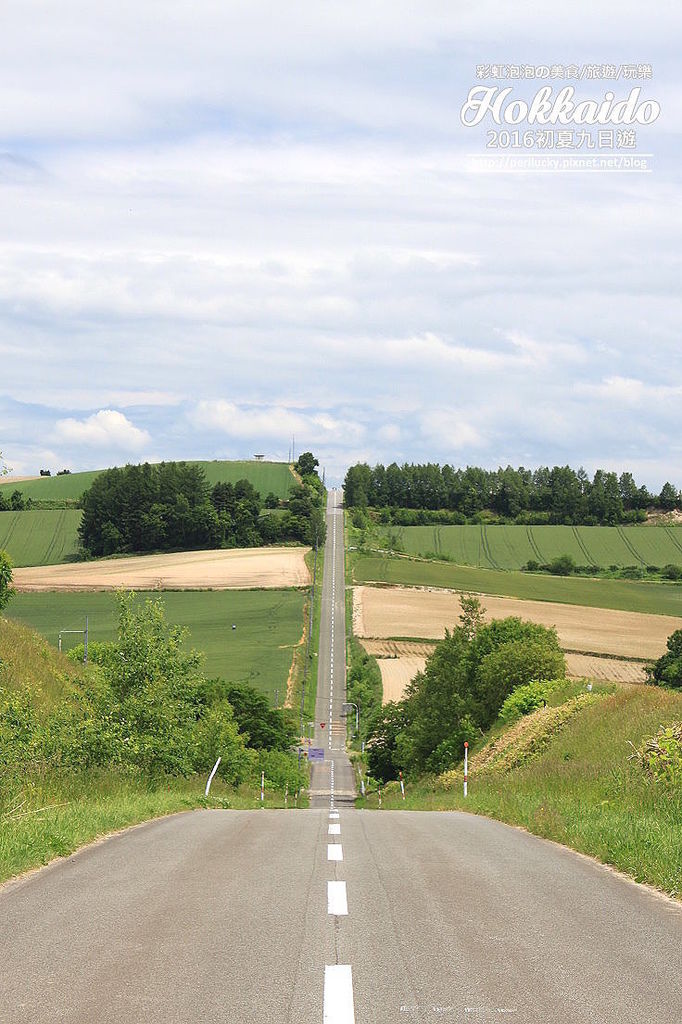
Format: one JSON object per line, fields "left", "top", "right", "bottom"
{"left": 327, "top": 880, "right": 348, "bottom": 916}
{"left": 323, "top": 965, "right": 355, "bottom": 1023}
{"left": 328, "top": 823, "right": 341, "bottom": 835}
{"left": 327, "top": 844, "right": 343, "bottom": 862}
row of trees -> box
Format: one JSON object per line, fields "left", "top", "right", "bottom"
{"left": 366, "top": 597, "right": 566, "bottom": 781}
{"left": 344, "top": 462, "right": 681, "bottom": 525}
{"left": 79, "top": 456, "right": 325, "bottom": 556}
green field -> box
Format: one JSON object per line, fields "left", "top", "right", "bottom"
{"left": 0, "top": 460, "right": 297, "bottom": 502}
{"left": 385, "top": 523, "right": 682, "bottom": 570}
{"left": 0, "top": 510, "right": 82, "bottom": 566}
{"left": 352, "top": 553, "right": 682, "bottom": 617}
{"left": 7, "top": 589, "right": 305, "bottom": 702}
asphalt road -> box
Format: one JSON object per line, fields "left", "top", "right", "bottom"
{"left": 308, "top": 488, "right": 356, "bottom": 808}
{"left": 2, "top": 807, "right": 681, "bottom": 1022}
{"left": 3, "top": 488, "right": 682, "bottom": 1022}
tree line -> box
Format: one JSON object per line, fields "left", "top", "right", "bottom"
{"left": 343, "top": 462, "right": 681, "bottom": 526}
{"left": 79, "top": 455, "right": 325, "bottom": 557}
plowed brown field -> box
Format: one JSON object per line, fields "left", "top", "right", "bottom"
{"left": 13, "top": 547, "right": 311, "bottom": 592}
{"left": 353, "top": 585, "right": 678, "bottom": 661}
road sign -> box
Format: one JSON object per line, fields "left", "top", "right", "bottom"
{"left": 309, "top": 748, "right": 325, "bottom": 762}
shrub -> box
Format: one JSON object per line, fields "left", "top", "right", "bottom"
{"left": 546, "top": 553, "right": 576, "bottom": 576}
{"left": 661, "top": 564, "right": 682, "bottom": 581}
{"left": 633, "top": 723, "right": 682, "bottom": 786}
{"left": 498, "top": 678, "right": 563, "bottom": 724}
{"left": 647, "top": 629, "right": 682, "bottom": 689}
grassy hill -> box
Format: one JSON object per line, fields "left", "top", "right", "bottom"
{"left": 0, "top": 509, "right": 82, "bottom": 566}
{"left": 7, "top": 588, "right": 305, "bottom": 704}
{"left": 352, "top": 552, "right": 682, "bottom": 617}
{"left": 0, "top": 460, "right": 297, "bottom": 503}
{"left": 360, "top": 683, "right": 682, "bottom": 897}
{"left": 384, "top": 523, "right": 682, "bottom": 570}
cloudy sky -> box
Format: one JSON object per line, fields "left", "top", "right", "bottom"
{"left": 1, "top": 1, "right": 680, "bottom": 486}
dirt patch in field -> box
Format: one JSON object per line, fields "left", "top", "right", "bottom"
{"left": 0, "top": 476, "right": 41, "bottom": 485}
{"left": 353, "top": 585, "right": 679, "bottom": 661}
{"left": 564, "top": 653, "right": 648, "bottom": 684}
{"left": 377, "top": 657, "right": 427, "bottom": 703}
{"left": 13, "top": 547, "right": 311, "bottom": 592}
{"left": 361, "top": 639, "right": 437, "bottom": 659}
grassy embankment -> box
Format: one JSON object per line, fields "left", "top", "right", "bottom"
{"left": 0, "top": 618, "right": 305, "bottom": 883}
{"left": 7, "top": 589, "right": 306, "bottom": 704}
{"left": 351, "top": 552, "right": 682, "bottom": 617}
{"left": 359, "top": 683, "right": 682, "bottom": 898}
{"left": 378, "top": 522, "right": 682, "bottom": 571}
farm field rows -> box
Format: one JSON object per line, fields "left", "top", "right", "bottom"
{"left": 0, "top": 509, "right": 82, "bottom": 566}
{"left": 7, "top": 589, "right": 305, "bottom": 702}
{"left": 353, "top": 585, "right": 678, "bottom": 660}
{"left": 351, "top": 553, "right": 682, "bottom": 616}
{"left": 12, "top": 546, "right": 311, "bottom": 591}
{"left": 0, "top": 459, "right": 297, "bottom": 502}
{"left": 385, "top": 523, "right": 682, "bottom": 570}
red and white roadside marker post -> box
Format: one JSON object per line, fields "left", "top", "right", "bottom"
{"left": 261, "top": 770, "right": 265, "bottom": 805}
{"left": 399, "top": 771, "right": 406, "bottom": 801}
{"left": 464, "top": 742, "right": 468, "bottom": 798}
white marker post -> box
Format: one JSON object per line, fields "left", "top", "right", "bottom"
{"left": 285, "top": 784, "right": 288, "bottom": 809}
{"left": 260, "top": 770, "right": 265, "bottom": 805}
{"left": 463, "top": 741, "right": 468, "bottom": 798}
{"left": 378, "top": 783, "right": 382, "bottom": 808}
{"left": 399, "top": 771, "right": 406, "bottom": 801}
{"left": 205, "top": 756, "right": 221, "bottom": 797}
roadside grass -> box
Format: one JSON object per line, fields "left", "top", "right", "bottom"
{"left": 0, "top": 509, "right": 82, "bottom": 567}
{"left": 0, "top": 771, "right": 307, "bottom": 884}
{"left": 360, "top": 685, "right": 682, "bottom": 897}
{"left": 0, "top": 460, "right": 297, "bottom": 504}
{"left": 382, "top": 523, "right": 682, "bottom": 572}
{"left": 288, "top": 547, "right": 324, "bottom": 722}
{"left": 6, "top": 588, "right": 306, "bottom": 703}
{"left": 351, "top": 553, "right": 682, "bottom": 617}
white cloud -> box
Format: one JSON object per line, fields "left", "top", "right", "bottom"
{"left": 189, "top": 400, "right": 365, "bottom": 446}
{"left": 54, "top": 410, "right": 150, "bottom": 450}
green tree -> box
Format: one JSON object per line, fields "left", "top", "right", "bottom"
{"left": 295, "top": 452, "right": 319, "bottom": 477}
{"left": 0, "top": 550, "right": 13, "bottom": 611}
{"left": 475, "top": 641, "right": 566, "bottom": 725}
{"left": 659, "top": 482, "right": 680, "bottom": 511}
{"left": 647, "top": 629, "right": 682, "bottom": 689}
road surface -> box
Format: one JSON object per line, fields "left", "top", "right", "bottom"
{"left": 2, "top": 488, "right": 682, "bottom": 1022}
{"left": 308, "top": 488, "right": 356, "bottom": 808}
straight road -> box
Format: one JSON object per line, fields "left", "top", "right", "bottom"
{"left": 2, "top": 807, "right": 681, "bottom": 1022}
{"left": 3, "top": 486, "right": 682, "bottom": 1022}
{"left": 308, "top": 487, "right": 356, "bottom": 808}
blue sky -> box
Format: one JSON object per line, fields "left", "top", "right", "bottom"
{"left": 1, "top": 1, "right": 680, "bottom": 486}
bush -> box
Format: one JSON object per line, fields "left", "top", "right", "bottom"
{"left": 633, "top": 723, "right": 682, "bottom": 786}
{"left": 661, "top": 564, "right": 682, "bottom": 581}
{"left": 498, "top": 678, "right": 563, "bottom": 724}
{"left": 546, "top": 553, "right": 576, "bottom": 576}
{"left": 647, "top": 629, "right": 682, "bottom": 689}
{"left": 0, "top": 550, "right": 13, "bottom": 611}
